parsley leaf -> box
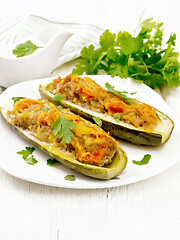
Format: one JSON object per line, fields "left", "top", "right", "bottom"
{"left": 17, "top": 150, "right": 30, "bottom": 160}
{"left": 109, "top": 62, "right": 129, "bottom": 78}
{"left": 12, "top": 40, "right": 42, "bottom": 58}
{"left": 132, "top": 154, "right": 151, "bottom": 165}
{"left": 100, "top": 30, "right": 116, "bottom": 49}
{"left": 25, "top": 155, "right": 38, "bottom": 165}
{"left": 114, "top": 112, "right": 121, "bottom": 122}
{"left": 72, "top": 18, "right": 180, "bottom": 89}
{"left": 64, "top": 175, "right": 76, "bottom": 181}
{"left": 25, "top": 146, "right": 35, "bottom": 154}
{"left": 51, "top": 114, "right": 76, "bottom": 144}
{"left": 54, "top": 93, "right": 64, "bottom": 103}
{"left": 42, "top": 107, "right": 51, "bottom": 112}
{"left": 57, "top": 106, "right": 63, "bottom": 111}
{"left": 47, "top": 158, "right": 60, "bottom": 166}
{"left": 116, "top": 31, "right": 142, "bottom": 55}
{"left": 167, "top": 33, "right": 176, "bottom": 46}
{"left": 93, "top": 116, "right": 102, "bottom": 127}
{"left": 13, "top": 97, "right": 21, "bottom": 105}
{"left": 17, "top": 146, "right": 37, "bottom": 165}
{"left": 72, "top": 44, "right": 102, "bottom": 75}
{"left": 105, "top": 82, "right": 135, "bottom": 104}
{"left": 111, "top": 176, "right": 120, "bottom": 180}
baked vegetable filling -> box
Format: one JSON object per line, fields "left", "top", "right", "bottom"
{"left": 48, "top": 75, "right": 159, "bottom": 130}
{"left": 8, "top": 98, "right": 118, "bottom": 167}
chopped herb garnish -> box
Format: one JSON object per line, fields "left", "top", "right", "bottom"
{"left": 114, "top": 112, "right": 121, "bottom": 122}
{"left": 156, "top": 113, "right": 161, "bottom": 120}
{"left": 17, "top": 150, "right": 30, "bottom": 160}
{"left": 12, "top": 40, "right": 42, "bottom": 58}
{"left": 42, "top": 107, "right": 51, "bottom": 112}
{"left": 130, "top": 92, "right": 137, "bottom": 95}
{"left": 64, "top": 175, "right": 76, "bottom": 181}
{"left": 51, "top": 114, "right": 76, "bottom": 144}
{"left": 111, "top": 176, "right": 120, "bottom": 180}
{"left": 132, "top": 154, "right": 151, "bottom": 165}
{"left": 25, "top": 155, "right": 38, "bottom": 165}
{"left": 57, "top": 105, "right": 63, "bottom": 111}
{"left": 13, "top": 97, "right": 21, "bottom": 105}
{"left": 105, "top": 82, "right": 135, "bottom": 104}
{"left": 17, "top": 146, "right": 37, "bottom": 165}
{"left": 121, "top": 91, "right": 128, "bottom": 94}
{"left": 47, "top": 158, "right": 60, "bottom": 166}
{"left": 93, "top": 116, "right": 102, "bottom": 127}
{"left": 25, "top": 146, "right": 35, "bottom": 154}
{"left": 54, "top": 93, "right": 64, "bottom": 103}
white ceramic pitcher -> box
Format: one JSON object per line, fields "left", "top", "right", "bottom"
{"left": 0, "top": 29, "right": 72, "bottom": 88}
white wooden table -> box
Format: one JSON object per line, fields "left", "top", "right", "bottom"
{"left": 1, "top": 1, "right": 180, "bottom": 239}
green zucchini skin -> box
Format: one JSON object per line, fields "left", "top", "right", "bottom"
{"left": 39, "top": 84, "right": 174, "bottom": 147}
{"left": 0, "top": 102, "right": 127, "bottom": 180}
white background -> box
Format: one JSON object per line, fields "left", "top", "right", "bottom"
{"left": 1, "top": 0, "right": 180, "bottom": 240}
{"left": 0, "top": 0, "right": 179, "bottom": 35}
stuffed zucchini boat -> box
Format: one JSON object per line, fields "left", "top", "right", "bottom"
{"left": 39, "top": 75, "right": 174, "bottom": 146}
{"left": 0, "top": 98, "right": 127, "bottom": 180}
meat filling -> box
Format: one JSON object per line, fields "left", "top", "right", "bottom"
{"left": 49, "top": 75, "right": 159, "bottom": 130}
{"left": 8, "top": 98, "right": 118, "bottom": 167}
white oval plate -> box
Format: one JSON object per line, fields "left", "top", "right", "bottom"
{"left": 0, "top": 75, "right": 180, "bottom": 189}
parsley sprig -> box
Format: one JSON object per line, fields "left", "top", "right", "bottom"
{"left": 72, "top": 18, "right": 180, "bottom": 89}
{"left": 51, "top": 114, "right": 76, "bottom": 144}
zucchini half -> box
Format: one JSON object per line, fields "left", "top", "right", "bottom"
{"left": 39, "top": 83, "right": 174, "bottom": 146}
{"left": 0, "top": 100, "right": 127, "bottom": 180}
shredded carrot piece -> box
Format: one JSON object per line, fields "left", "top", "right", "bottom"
{"left": 79, "top": 87, "right": 94, "bottom": 100}
{"left": 82, "top": 145, "right": 106, "bottom": 164}
{"left": 63, "top": 113, "right": 81, "bottom": 122}
{"left": 38, "top": 108, "right": 60, "bottom": 126}
{"left": 53, "top": 77, "right": 63, "bottom": 84}
{"left": 14, "top": 99, "right": 40, "bottom": 112}
{"left": 51, "top": 75, "right": 159, "bottom": 129}
{"left": 105, "top": 97, "right": 127, "bottom": 113}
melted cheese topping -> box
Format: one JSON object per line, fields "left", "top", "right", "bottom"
{"left": 49, "top": 75, "right": 159, "bottom": 130}
{"left": 8, "top": 98, "right": 118, "bottom": 166}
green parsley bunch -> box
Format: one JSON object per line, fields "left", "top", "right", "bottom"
{"left": 72, "top": 18, "right": 180, "bottom": 88}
